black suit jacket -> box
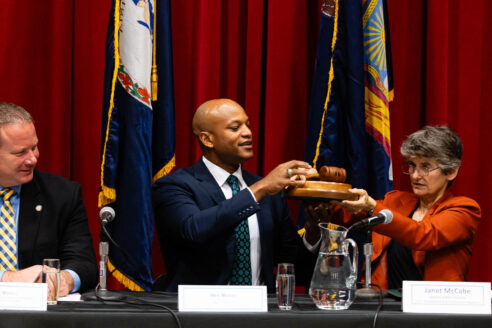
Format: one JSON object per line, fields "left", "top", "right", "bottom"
{"left": 17, "top": 170, "right": 98, "bottom": 292}
{"left": 152, "top": 159, "right": 313, "bottom": 292}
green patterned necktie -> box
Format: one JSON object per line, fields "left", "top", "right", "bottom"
{"left": 0, "top": 188, "right": 17, "bottom": 271}
{"left": 227, "top": 175, "right": 252, "bottom": 285}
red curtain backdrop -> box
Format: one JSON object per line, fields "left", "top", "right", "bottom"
{"left": 0, "top": 0, "right": 490, "bottom": 286}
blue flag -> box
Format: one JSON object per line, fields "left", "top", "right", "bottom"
{"left": 300, "top": 0, "right": 393, "bottom": 229}
{"left": 100, "top": 0, "right": 175, "bottom": 291}
{"left": 305, "top": 0, "right": 392, "bottom": 199}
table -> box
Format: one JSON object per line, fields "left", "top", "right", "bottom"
{"left": 0, "top": 292, "right": 490, "bottom": 328}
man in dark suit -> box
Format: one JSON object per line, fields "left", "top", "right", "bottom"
{"left": 0, "top": 102, "right": 97, "bottom": 295}
{"left": 152, "top": 99, "right": 316, "bottom": 292}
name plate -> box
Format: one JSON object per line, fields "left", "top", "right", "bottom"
{"left": 0, "top": 282, "right": 47, "bottom": 311}
{"left": 402, "top": 281, "right": 491, "bottom": 314}
{"left": 178, "top": 285, "right": 267, "bottom": 312}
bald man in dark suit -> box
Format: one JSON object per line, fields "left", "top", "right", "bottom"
{"left": 153, "top": 99, "right": 317, "bottom": 292}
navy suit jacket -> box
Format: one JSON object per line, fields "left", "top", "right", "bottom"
{"left": 17, "top": 170, "right": 98, "bottom": 292}
{"left": 152, "top": 159, "right": 304, "bottom": 292}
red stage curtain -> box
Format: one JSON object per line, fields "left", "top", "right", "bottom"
{"left": 387, "top": 0, "right": 492, "bottom": 282}
{"left": 0, "top": 0, "right": 490, "bottom": 286}
{"left": 0, "top": 0, "right": 111, "bottom": 285}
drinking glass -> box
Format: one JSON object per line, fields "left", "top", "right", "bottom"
{"left": 276, "top": 263, "right": 295, "bottom": 310}
{"left": 42, "top": 258, "right": 60, "bottom": 305}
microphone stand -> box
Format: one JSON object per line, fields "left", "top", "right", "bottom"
{"left": 81, "top": 222, "right": 124, "bottom": 301}
{"left": 355, "top": 228, "right": 379, "bottom": 299}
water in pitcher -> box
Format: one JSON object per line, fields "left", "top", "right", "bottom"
{"left": 309, "top": 251, "right": 357, "bottom": 310}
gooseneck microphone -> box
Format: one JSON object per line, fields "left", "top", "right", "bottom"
{"left": 98, "top": 207, "right": 114, "bottom": 293}
{"left": 81, "top": 206, "right": 123, "bottom": 301}
{"left": 354, "top": 209, "right": 393, "bottom": 300}
{"left": 350, "top": 209, "right": 393, "bottom": 229}
{"left": 99, "top": 206, "right": 116, "bottom": 226}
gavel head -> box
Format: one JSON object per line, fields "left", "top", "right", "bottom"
{"left": 318, "top": 166, "right": 347, "bottom": 183}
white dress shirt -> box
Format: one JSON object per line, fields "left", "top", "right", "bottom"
{"left": 201, "top": 156, "right": 263, "bottom": 285}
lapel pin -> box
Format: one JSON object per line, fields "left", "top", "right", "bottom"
{"left": 35, "top": 205, "right": 42, "bottom": 212}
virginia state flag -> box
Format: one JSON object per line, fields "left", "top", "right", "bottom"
{"left": 304, "top": 0, "right": 393, "bottom": 199}
{"left": 100, "top": 0, "right": 175, "bottom": 291}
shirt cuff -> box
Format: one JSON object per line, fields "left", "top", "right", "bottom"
{"left": 65, "top": 269, "right": 81, "bottom": 293}
{"left": 0, "top": 270, "right": 4, "bottom": 282}
{"left": 302, "top": 232, "right": 321, "bottom": 253}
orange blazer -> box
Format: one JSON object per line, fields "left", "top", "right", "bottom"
{"left": 367, "top": 190, "right": 481, "bottom": 289}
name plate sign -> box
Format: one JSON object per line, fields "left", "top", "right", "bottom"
{"left": 402, "top": 281, "right": 491, "bottom": 314}
{"left": 0, "top": 282, "right": 47, "bottom": 311}
{"left": 178, "top": 285, "right": 267, "bottom": 312}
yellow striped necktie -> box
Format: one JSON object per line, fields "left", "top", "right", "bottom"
{"left": 0, "top": 188, "right": 17, "bottom": 271}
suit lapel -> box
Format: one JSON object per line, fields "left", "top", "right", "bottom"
{"left": 18, "top": 173, "right": 44, "bottom": 268}
{"left": 193, "top": 159, "right": 237, "bottom": 274}
{"left": 241, "top": 170, "right": 259, "bottom": 187}
{"left": 193, "top": 159, "right": 226, "bottom": 204}
{"left": 373, "top": 193, "right": 417, "bottom": 262}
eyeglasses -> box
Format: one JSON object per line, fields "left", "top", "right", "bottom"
{"left": 402, "top": 164, "right": 441, "bottom": 176}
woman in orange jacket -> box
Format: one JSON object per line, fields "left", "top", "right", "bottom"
{"left": 307, "top": 126, "right": 481, "bottom": 290}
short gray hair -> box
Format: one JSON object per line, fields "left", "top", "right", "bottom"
{"left": 400, "top": 125, "right": 462, "bottom": 174}
{"left": 0, "top": 102, "right": 33, "bottom": 127}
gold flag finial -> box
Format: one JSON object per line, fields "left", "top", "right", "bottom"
{"left": 322, "top": 0, "right": 336, "bottom": 17}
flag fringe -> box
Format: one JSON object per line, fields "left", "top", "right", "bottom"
{"left": 151, "top": 0, "right": 158, "bottom": 101}
{"left": 152, "top": 155, "right": 175, "bottom": 183}
{"left": 388, "top": 88, "right": 394, "bottom": 102}
{"left": 313, "top": 0, "right": 340, "bottom": 170}
{"left": 100, "top": 0, "right": 121, "bottom": 202}
{"left": 98, "top": 186, "right": 116, "bottom": 208}
{"left": 108, "top": 259, "right": 145, "bottom": 291}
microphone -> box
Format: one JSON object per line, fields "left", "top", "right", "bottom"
{"left": 351, "top": 209, "right": 393, "bottom": 229}
{"left": 99, "top": 206, "right": 115, "bottom": 225}
{"left": 354, "top": 209, "right": 392, "bottom": 300}
{"left": 81, "top": 206, "right": 122, "bottom": 301}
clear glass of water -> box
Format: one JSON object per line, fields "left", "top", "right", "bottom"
{"left": 276, "top": 263, "right": 295, "bottom": 310}
{"left": 42, "top": 258, "right": 60, "bottom": 305}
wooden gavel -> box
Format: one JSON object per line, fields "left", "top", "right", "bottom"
{"left": 318, "top": 166, "right": 347, "bottom": 183}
